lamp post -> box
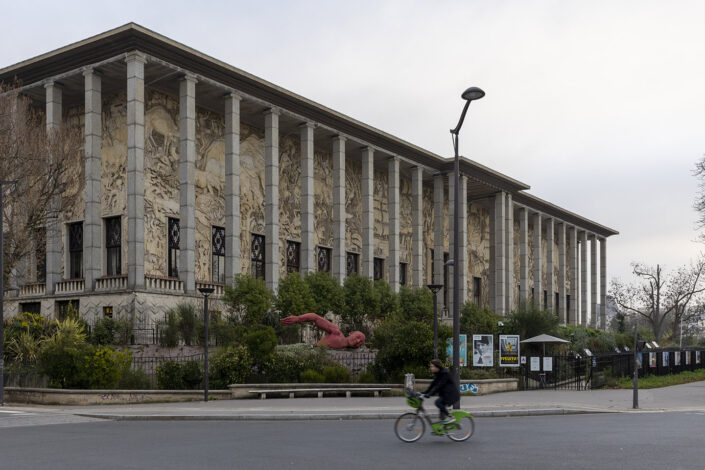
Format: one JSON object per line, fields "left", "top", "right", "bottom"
{"left": 0, "top": 180, "right": 18, "bottom": 406}
{"left": 427, "top": 284, "right": 443, "bottom": 359}
{"left": 450, "top": 87, "right": 484, "bottom": 409}
{"left": 198, "top": 286, "right": 215, "bottom": 402}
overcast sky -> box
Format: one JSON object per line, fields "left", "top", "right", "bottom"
{"left": 2, "top": 0, "right": 704, "bottom": 284}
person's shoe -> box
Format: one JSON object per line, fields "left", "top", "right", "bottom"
{"left": 441, "top": 416, "right": 455, "bottom": 424}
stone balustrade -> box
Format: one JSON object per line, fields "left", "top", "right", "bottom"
{"left": 19, "top": 283, "right": 45, "bottom": 297}
{"left": 195, "top": 281, "right": 224, "bottom": 297}
{"left": 95, "top": 275, "right": 128, "bottom": 291}
{"left": 145, "top": 275, "right": 184, "bottom": 293}
{"left": 55, "top": 279, "right": 85, "bottom": 294}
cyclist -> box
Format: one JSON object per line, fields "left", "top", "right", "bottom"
{"left": 421, "top": 359, "right": 460, "bottom": 424}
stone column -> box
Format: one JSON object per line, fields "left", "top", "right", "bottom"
{"left": 493, "top": 192, "right": 506, "bottom": 315}
{"left": 600, "top": 238, "right": 607, "bottom": 330}
{"left": 45, "top": 82, "right": 62, "bottom": 294}
{"left": 412, "top": 167, "right": 423, "bottom": 287}
{"left": 388, "top": 156, "right": 400, "bottom": 291}
{"left": 300, "top": 123, "right": 315, "bottom": 274}
{"left": 179, "top": 75, "right": 197, "bottom": 293}
{"left": 558, "top": 222, "right": 567, "bottom": 324}
{"left": 126, "top": 53, "right": 146, "bottom": 290}
{"left": 83, "top": 69, "right": 102, "bottom": 290}
{"left": 569, "top": 226, "right": 579, "bottom": 325}
{"left": 590, "top": 234, "right": 598, "bottom": 329}
{"left": 433, "top": 174, "right": 444, "bottom": 310}
{"left": 532, "top": 212, "right": 542, "bottom": 307}
{"left": 519, "top": 207, "right": 529, "bottom": 302}
{"left": 332, "top": 136, "right": 346, "bottom": 284}
{"left": 458, "top": 176, "right": 468, "bottom": 306}
{"left": 264, "top": 108, "right": 280, "bottom": 292}
{"left": 505, "top": 194, "right": 514, "bottom": 313}
{"left": 580, "top": 230, "right": 588, "bottom": 327}
{"left": 361, "top": 147, "right": 374, "bottom": 279}
{"left": 224, "top": 93, "right": 241, "bottom": 284}
{"left": 546, "top": 217, "right": 554, "bottom": 312}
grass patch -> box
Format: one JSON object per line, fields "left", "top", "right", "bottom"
{"left": 614, "top": 369, "right": 705, "bottom": 389}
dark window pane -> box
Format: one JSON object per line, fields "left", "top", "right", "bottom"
{"left": 373, "top": 257, "right": 384, "bottom": 281}
{"left": 168, "top": 218, "right": 180, "bottom": 249}
{"left": 212, "top": 254, "right": 225, "bottom": 283}
{"left": 168, "top": 218, "right": 180, "bottom": 278}
{"left": 346, "top": 252, "right": 359, "bottom": 276}
{"left": 212, "top": 226, "right": 225, "bottom": 256}
{"left": 287, "top": 241, "right": 300, "bottom": 273}
{"left": 105, "top": 217, "right": 121, "bottom": 276}
{"left": 68, "top": 222, "right": 83, "bottom": 279}
{"left": 317, "top": 247, "right": 331, "bottom": 273}
{"left": 251, "top": 234, "right": 265, "bottom": 280}
{"left": 399, "top": 262, "right": 407, "bottom": 286}
{"left": 473, "top": 277, "right": 481, "bottom": 305}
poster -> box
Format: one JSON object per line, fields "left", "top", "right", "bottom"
{"left": 685, "top": 351, "right": 691, "bottom": 365}
{"left": 649, "top": 352, "right": 656, "bottom": 368}
{"left": 445, "top": 334, "right": 468, "bottom": 367}
{"left": 530, "top": 356, "right": 540, "bottom": 371}
{"left": 697, "top": 351, "right": 701, "bottom": 365}
{"left": 675, "top": 352, "right": 681, "bottom": 366}
{"left": 472, "top": 334, "right": 494, "bottom": 367}
{"left": 543, "top": 356, "right": 553, "bottom": 372}
{"left": 499, "top": 335, "right": 520, "bottom": 367}
{"left": 662, "top": 351, "right": 669, "bottom": 367}
{"left": 637, "top": 352, "right": 643, "bottom": 368}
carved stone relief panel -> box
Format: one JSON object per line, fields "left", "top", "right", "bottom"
{"left": 345, "top": 157, "right": 362, "bottom": 255}
{"left": 467, "top": 203, "right": 490, "bottom": 306}
{"left": 279, "top": 134, "right": 302, "bottom": 277}
{"left": 422, "top": 185, "right": 434, "bottom": 284}
{"left": 314, "top": 149, "right": 333, "bottom": 250}
{"left": 373, "top": 169, "right": 389, "bottom": 263}
{"left": 399, "top": 176, "right": 412, "bottom": 264}
{"left": 239, "top": 123, "right": 266, "bottom": 276}
{"left": 528, "top": 224, "right": 535, "bottom": 289}
{"left": 62, "top": 104, "right": 85, "bottom": 224}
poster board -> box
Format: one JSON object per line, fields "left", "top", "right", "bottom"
{"left": 499, "top": 335, "right": 520, "bottom": 367}
{"left": 472, "top": 334, "right": 494, "bottom": 367}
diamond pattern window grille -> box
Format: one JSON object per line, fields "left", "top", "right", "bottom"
{"left": 286, "top": 241, "right": 300, "bottom": 273}
{"left": 106, "top": 217, "right": 121, "bottom": 248}
{"left": 251, "top": 234, "right": 265, "bottom": 280}
{"left": 399, "top": 262, "right": 407, "bottom": 286}
{"left": 212, "top": 226, "right": 225, "bottom": 256}
{"left": 317, "top": 247, "right": 331, "bottom": 273}
{"left": 69, "top": 222, "right": 83, "bottom": 252}
{"left": 346, "top": 252, "right": 359, "bottom": 276}
{"left": 168, "top": 218, "right": 180, "bottom": 249}
{"left": 374, "top": 257, "right": 384, "bottom": 281}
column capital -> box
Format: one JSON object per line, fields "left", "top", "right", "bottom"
{"left": 299, "top": 121, "right": 315, "bottom": 130}
{"left": 388, "top": 155, "right": 400, "bottom": 163}
{"left": 264, "top": 107, "right": 281, "bottom": 117}
{"left": 44, "top": 81, "right": 63, "bottom": 90}
{"left": 125, "top": 51, "right": 147, "bottom": 64}
{"left": 82, "top": 67, "right": 102, "bottom": 78}
{"left": 332, "top": 134, "right": 347, "bottom": 143}
{"left": 179, "top": 73, "right": 198, "bottom": 84}
{"left": 225, "top": 92, "right": 243, "bottom": 101}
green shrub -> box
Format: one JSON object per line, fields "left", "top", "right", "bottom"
{"left": 83, "top": 347, "right": 132, "bottom": 389}
{"left": 371, "top": 315, "right": 433, "bottom": 383}
{"left": 322, "top": 365, "right": 351, "bottom": 383}
{"left": 373, "top": 279, "right": 399, "bottom": 319}
{"left": 209, "top": 346, "right": 253, "bottom": 389}
{"left": 341, "top": 274, "right": 376, "bottom": 336}
{"left": 243, "top": 326, "right": 277, "bottom": 366}
{"left": 118, "top": 368, "right": 151, "bottom": 389}
{"left": 91, "top": 317, "right": 133, "bottom": 346}
{"left": 156, "top": 361, "right": 185, "bottom": 390}
{"left": 305, "top": 271, "right": 343, "bottom": 317}
{"left": 300, "top": 369, "right": 325, "bottom": 383}
{"left": 181, "top": 360, "right": 203, "bottom": 389}
{"left": 357, "top": 370, "right": 376, "bottom": 384}
{"left": 399, "top": 286, "right": 433, "bottom": 323}
{"left": 176, "top": 303, "right": 198, "bottom": 346}
{"left": 460, "top": 302, "right": 501, "bottom": 337}
{"left": 223, "top": 274, "right": 273, "bottom": 326}
{"left": 260, "top": 345, "right": 330, "bottom": 383}
{"left": 505, "top": 301, "right": 559, "bottom": 339}
{"left": 38, "top": 342, "right": 92, "bottom": 389}
{"left": 159, "top": 312, "right": 180, "bottom": 347}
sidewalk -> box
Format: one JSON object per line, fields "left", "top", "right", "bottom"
{"left": 6, "top": 380, "right": 705, "bottom": 421}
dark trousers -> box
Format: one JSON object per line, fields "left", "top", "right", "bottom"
{"left": 435, "top": 397, "right": 449, "bottom": 419}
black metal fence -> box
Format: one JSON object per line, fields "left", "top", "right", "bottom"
{"left": 327, "top": 350, "right": 377, "bottom": 377}
{"left": 131, "top": 354, "right": 204, "bottom": 389}
{"left": 520, "top": 349, "right": 705, "bottom": 391}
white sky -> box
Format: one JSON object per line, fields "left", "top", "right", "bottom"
{"left": 2, "top": 0, "right": 704, "bottom": 283}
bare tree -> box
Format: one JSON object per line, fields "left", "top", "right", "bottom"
{"left": 0, "top": 81, "right": 82, "bottom": 284}
{"left": 610, "top": 259, "right": 705, "bottom": 341}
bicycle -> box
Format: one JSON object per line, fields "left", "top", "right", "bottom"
{"left": 394, "top": 389, "right": 475, "bottom": 443}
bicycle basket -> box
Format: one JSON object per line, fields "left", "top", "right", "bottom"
{"left": 406, "top": 396, "right": 421, "bottom": 408}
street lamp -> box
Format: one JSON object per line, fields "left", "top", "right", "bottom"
{"left": 426, "top": 284, "right": 443, "bottom": 359}
{"left": 450, "top": 87, "right": 484, "bottom": 409}
{"left": 0, "top": 180, "right": 18, "bottom": 406}
{"left": 198, "top": 286, "right": 215, "bottom": 402}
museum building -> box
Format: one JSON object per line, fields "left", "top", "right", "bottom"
{"left": 0, "top": 24, "right": 618, "bottom": 331}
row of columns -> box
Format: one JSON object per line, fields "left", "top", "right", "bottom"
{"left": 40, "top": 54, "right": 608, "bottom": 328}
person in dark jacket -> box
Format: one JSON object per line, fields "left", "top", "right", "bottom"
{"left": 422, "top": 359, "right": 460, "bottom": 424}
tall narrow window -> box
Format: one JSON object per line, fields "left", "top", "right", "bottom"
{"left": 105, "top": 217, "right": 121, "bottom": 276}
{"left": 544, "top": 290, "right": 548, "bottom": 310}
{"left": 68, "top": 222, "right": 83, "bottom": 279}
{"left": 399, "top": 262, "right": 407, "bottom": 286}
{"left": 346, "top": 252, "right": 359, "bottom": 276}
{"left": 473, "top": 277, "right": 481, "bottom": 305}
{"left": 212, "top": 226, "right": 225, "bottom": 283}
{"left": 35, "top": 227, "right": 46, "bottom": 282}
{"left": 374, "top": 257, "right": 384, "bottom": 281}
{"left": 251, "top": 234, "right": 265, "bottom": 280}
{"left": 317, "top": 246, "right": 331, "bottom": 273}
{"left": 555, "top": 293, "right": 560, "bottom": 313}
{"left": 286, "top": 241, "right": 301, "bottom": 274}
{"left": 168, "top": 218, "right": 180, "bottom": 278}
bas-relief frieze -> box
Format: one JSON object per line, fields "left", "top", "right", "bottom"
{"left": 101, "top": 93, "right": 128, "bottom": 273}
{"left": 513, "top": 219, "right": 520, "bottom": 306}
{"left": 62, "top": 105, "right": 85, "bottom": 224}
{"left": 399, "top": 176, "right": 412, "bottom": 264}
{"left": 345, "top": 158, "right": 362, "bottom": 255}
{"left": 194, "top": 108, "right": 225, "bottom": 282}
{"left": 373, "top": 169, "right": 389, "bottom": 262}
{"left": 467, "top": 203, "right": 490, "bottom": 306}
{"left": 422, "top": 185, "right": 434, "bottom": 283}
{"left": 528, "top": 224, "right": 535, "bottom": 289}
{"left": 314, "top": 150, "right": 333, "bottom": 250}
{"left": 239, "top": 123, "right": 266, "bottom": 276}
{"left": 144, "top": 90, "right": 180, "bottom": 277}
{"left": 279, "top": 134, "right": 302, "bottom": 275}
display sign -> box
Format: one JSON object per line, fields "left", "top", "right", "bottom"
{"left": 649, "top": 352, "right": 656, "bottom": 367}
{"left": 662, "top": 351, "right": 669, "bottom": 367}
{"left": 472, "top": 334, "right": 494, "bottom": 367}
{"left": 499, "top": 335, "right": 520, "bottom": 367}
{"left": 530, "top": 356, "right": 540, "bottom": 371}
{"left": 543, "top": 356, "right": 553, "bottom": 372}
{"left": 445, "top": 334, "right": 468, "bottom": 367}
{"left": 697, "top": 351, "right": 701, "bottom": 365}
{"left": 685, "top": 351, "right": 691, "bottom": 365}
{"left": 637, "top": 352, "right": 643, "bottom": 368}
{"left": 675, "top": 352, "right": 681, "bottom": 366}
{"left": 521, "top": 356, "right": 527, "bottom": 364}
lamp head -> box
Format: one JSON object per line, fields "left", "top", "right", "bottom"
{"left": 461, "top": 87, "right": 485, "bottom": 102}
{"left": 198, "top": 286, "right": 215, "bottom": 296}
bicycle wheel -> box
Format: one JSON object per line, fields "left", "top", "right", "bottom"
{"left": 394, "top": 412, "right": 425, "bottom": 442}
{"left": 445, "top": 415, "right": 475, "bottom": 442}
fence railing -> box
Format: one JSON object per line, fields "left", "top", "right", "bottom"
{"left": 131, "top": 354, "right": 204, "bottom": 389}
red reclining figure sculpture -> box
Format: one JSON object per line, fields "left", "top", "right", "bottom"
{"left": 281, "top": 313, "right": 366, "bottom": 349}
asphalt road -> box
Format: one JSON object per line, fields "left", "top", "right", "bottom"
{"left": 1, "top": 412, "right": 703, "bottom": 469}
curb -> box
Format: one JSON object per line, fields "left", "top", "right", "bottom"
{"left": 75, "top": 408, "right": 617, "bottom": 422}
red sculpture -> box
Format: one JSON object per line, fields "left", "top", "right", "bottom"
{"left": 281, "top": 313, "right": 366, "bottom": 349}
